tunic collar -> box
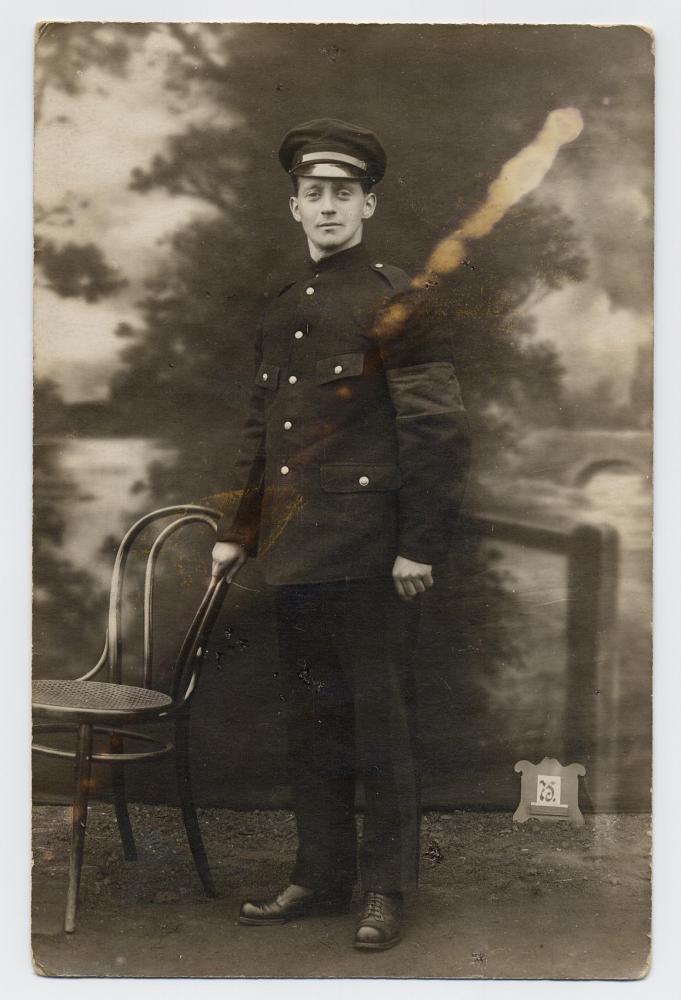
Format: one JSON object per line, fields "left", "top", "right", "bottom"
{"left": 306, "top": 241, "right": 369, "bottom": 272}
{"left": 271, "top": 242, "right": 371, "bottom": 296}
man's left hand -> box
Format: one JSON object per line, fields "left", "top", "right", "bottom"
{"left": 392, "top": 555, "right": 434, "bottom": 601}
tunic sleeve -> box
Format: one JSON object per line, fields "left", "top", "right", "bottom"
{"left": 215, "top": 324, "right": 267, "bottom": 552}
{"left": 377, "top": 292, "right": 471, "bottom": 565}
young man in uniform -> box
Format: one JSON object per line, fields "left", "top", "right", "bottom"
{"left": 211, "top": 118, "right": 470, "bottom": 950}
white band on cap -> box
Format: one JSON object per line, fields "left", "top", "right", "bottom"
{"left": 299, "top": 151, "right": 367, "bottom": 170}
{"left": 296, "top": 163, "right": 363, "bottom": 179}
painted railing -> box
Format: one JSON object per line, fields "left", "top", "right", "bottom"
{"left": 461, "top": 513, "right": 620, "bottom": 807}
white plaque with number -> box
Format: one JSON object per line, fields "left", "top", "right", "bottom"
{"left": 531, "top": 774, "right": 568, "bottom": 809}
{"left": 513, "top": 757, "right": 586, "bottom": 825}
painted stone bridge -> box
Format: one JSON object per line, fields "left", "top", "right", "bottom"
{"left": 511, "top": 428, "right": 651, "bottom": 487}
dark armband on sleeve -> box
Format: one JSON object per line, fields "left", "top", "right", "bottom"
{"left": 383, "top": 332, "right": 471, "bottom": 564}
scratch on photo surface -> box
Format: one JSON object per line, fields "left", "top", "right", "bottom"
{"left": 259, "top": 495, "right": 305, "bottom": 555}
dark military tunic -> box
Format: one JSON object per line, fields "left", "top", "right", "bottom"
{"left": 216, "top": 241, "right": 470, "bottom": 582}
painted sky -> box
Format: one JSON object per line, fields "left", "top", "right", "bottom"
{"left": 35, "top": 29, "right": 224, "bottom": 400}
{"left": 526, "top": 103, "right": 652, "bottom": 402}
{"left": 34, "top": 25, "right": 652, "bottom": 404}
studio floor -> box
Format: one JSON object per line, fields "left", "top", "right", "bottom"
{"left": 31, "top": 805, "right": 650, "bottom": 980}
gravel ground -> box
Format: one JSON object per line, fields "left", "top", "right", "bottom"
{"left": 32, "top": 804, "right": 650, "bottom": 980}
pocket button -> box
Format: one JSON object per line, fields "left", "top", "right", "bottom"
{"left": 358, "top": 476, "right": 370, "bottom": 487}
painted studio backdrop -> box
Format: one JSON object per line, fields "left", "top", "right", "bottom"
{"left": 33, "top": 23, "right": 653, "bottom": 812}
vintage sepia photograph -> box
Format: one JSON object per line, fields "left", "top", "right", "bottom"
{"left": 31, "top": 21, "right": 653, "bottom": 980}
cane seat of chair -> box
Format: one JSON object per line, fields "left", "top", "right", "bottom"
{"left": 33, "top": 679, "right": 173, "bottom": 723}
{"left": 32, "top": 504, "right": 230, "bottom": 934}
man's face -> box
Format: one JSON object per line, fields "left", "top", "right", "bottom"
{"left": 289, "top": 177, "right": 377, "bottom": 258}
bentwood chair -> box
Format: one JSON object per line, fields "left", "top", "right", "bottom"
{"left": 32, "top": 505, "right": 229, "bottom": 933}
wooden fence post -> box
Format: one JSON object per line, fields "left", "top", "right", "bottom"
{"left": 564, "top": 523, "right": 620, "bottom": 806}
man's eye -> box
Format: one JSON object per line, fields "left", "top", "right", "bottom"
{"left": 305, "top": 191, "right": 320, "bottom": 200}
{"left": 337, "top": 189, "right": 351, "bottom": 198}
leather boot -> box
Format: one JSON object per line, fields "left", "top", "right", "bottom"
{"left": 239, "top": 883, "right": 353, "bottom": 925}
{"left": 354, "top": 891, "right": 403, "bottom": 950}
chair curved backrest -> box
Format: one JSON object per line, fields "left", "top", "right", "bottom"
{"left": 79, "top": 505, "right": 228, "bottom": 709}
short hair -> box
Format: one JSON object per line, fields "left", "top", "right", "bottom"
{"left": 290, "top": 173, "right": 375, "bottom": 195}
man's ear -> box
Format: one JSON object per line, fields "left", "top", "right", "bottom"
{"left": 289, "top": 195, "right": 302, "bottom": 223}
{"left": 362, "top": 192, "right": 377, "bottom": 219}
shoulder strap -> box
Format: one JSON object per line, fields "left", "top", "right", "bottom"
{"left": 369, "top": 261, "right": 412, "bottom": 294}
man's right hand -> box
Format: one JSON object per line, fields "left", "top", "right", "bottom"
{"left": 211, "top": 541, "right": 248, "bottom": 583}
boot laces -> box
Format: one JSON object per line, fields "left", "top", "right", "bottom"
{"left": 364, "top": 892, "right": 385, "bottom": 921}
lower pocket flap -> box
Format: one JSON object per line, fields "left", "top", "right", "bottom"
{"left": 320, "top": 463, "right": 401, "bottom": 492}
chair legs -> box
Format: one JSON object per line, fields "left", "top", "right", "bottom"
{"left": 174, "top": 709, "right": 217, "bottom": 898}
{"left": 109, "top": 731, "right": 137, "bottom": 861}
{"left": 64, "top": 723, "right": 93, "bottom": 933}
{"left": 59, "top": 714, "right": 215, "bottom": 932}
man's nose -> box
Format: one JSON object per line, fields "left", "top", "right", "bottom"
{"left": 319, "top": 193, "right": 337, "bottom": 214}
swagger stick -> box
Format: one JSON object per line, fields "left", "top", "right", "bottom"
{"left": 372, "top": 107, "right": 584, "bottom": 340}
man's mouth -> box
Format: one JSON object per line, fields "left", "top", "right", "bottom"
{"left": 318, "top": 222, "right": 341, "bottom": 228}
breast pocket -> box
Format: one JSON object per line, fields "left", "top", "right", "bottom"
{"left": 316, "top": 352, "right": 366, "bottom": 385}
{"left": 255, "top": 362, "right": 280, "bottom": 390}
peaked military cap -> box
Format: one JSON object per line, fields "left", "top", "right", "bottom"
{"left": 279, "top": 117, "right": 387, "bottom": 184}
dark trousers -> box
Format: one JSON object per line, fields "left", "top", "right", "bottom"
{"left": 275, "top": 576, "right": 422, "bottom": 896}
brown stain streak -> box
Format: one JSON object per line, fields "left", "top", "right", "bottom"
{"left": 372, "top": 108, "right": 584, "bottom": 340}
{"left": 201, "top": 489, "right": 250, "bottom": 510}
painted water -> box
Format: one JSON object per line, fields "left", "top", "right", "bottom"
{"left": 45, "top": 434, "right": 651, "bottom": 588}
{"left": 48, "top": 437, "right": 178, "bottom": 585}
